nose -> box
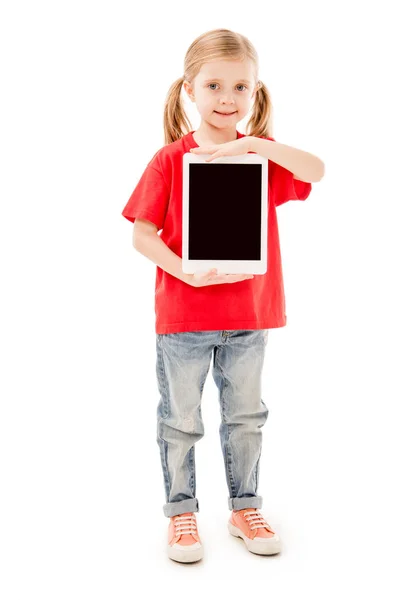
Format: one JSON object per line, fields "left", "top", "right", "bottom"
{"left": 220, "top": 97, "right": 235, "bottom": 105}
{"left": 218, "top": 92, "right": 235, "bottom": 104}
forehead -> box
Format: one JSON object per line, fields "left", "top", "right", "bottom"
{"left": 197, "top": 59, "right": 254, "bottom": 82}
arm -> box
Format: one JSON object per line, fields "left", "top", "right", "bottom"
{"left": 248, "top": 137, "right": 325, "bottom": 183}
{"left": 133, "top": 219, "right": 191, "bottom": 285}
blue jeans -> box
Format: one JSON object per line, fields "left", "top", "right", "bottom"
{"left": 155, "top": 329, "right": 269, "bottom": 518}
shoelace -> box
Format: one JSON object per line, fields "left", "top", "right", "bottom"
{"left": 173, "top": 514, "right": 198, "bottom": 535}
{"left": 242, "top": 509, "right": 274, "bottom": 532}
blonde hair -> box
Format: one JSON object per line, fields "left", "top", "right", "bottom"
{"left": 163, "top": 28, "right": 274, "bottom": 145}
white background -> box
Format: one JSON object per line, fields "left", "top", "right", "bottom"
{"left": 1, "top": 0, "right": 399, "bottom": 597}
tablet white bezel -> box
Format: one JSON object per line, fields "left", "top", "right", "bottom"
{"left": 182, "top": 152, "right": 268, "bottom": 275}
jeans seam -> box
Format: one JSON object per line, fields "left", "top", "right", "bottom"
{"left": 215, "top": 346, "right": 236, "bottom": 497}
{"left": 157, "top": 334, "right": 171, "bottom": 498}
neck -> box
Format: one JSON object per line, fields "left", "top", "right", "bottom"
{"left": 193, "top": 121, "right": 238, "bottom": 146}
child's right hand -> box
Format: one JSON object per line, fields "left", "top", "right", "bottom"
{"left": 187, "top": 269, "right": 254, "bottom": 287}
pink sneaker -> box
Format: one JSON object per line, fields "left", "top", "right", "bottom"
{"left": 167, "top": 512, "right": 203, "bottom": 563}
{"left": 228, "top": 508, "right": 281, "bottom": 555}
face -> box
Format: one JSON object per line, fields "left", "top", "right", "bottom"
{"left": 183, "top": 59, "right": 259, "bottom": 130}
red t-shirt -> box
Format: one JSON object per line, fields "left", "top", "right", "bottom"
{"left": 122, "top": 130, "right": 312, "bottom": 334}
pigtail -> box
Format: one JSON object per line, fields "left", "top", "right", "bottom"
{"left": 246, "top": 80, "right": 274, "bottom": 139}
{"left": 163, "top": 77, "right": 193, "bottom": 146}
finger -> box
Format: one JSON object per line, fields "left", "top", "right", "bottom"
{"left": 213, "top": 275, "right": 238, "bottom": 284}
{"left": 205, "top": 270, "right": 217, "bottom": 280}
{"left": 227, "top": 275, "right": 253, "bottom": 282}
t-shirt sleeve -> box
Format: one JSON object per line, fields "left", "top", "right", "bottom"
{"left": 266, "top": 136, "right": 312, "bottom": 207}
{"left": 121, "top": 158, "right": 170, "bottom": 232}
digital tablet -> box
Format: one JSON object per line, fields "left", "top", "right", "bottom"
{"left": 182, "top": 152, "right": 268, "bottom": 275}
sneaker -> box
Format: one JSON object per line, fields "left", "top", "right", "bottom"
{"left": 228, "top": 508, "right": 281, "bottom": 555}
{"left": 167, "top": 512, "right": 203, "bottom": 563}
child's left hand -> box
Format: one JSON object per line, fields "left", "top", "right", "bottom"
{"left": 190, "top": 137, "right": 252, "bottom": 162}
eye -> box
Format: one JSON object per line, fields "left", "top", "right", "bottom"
{"left": 207, "top": 83, "right": 248, "bottom": 91}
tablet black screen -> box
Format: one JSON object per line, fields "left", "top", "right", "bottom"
{"left": 188, "top": 163, "right": 263, "bottom": 260}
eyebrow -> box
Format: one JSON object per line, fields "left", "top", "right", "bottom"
{"left": 203, "top": 78, "right": 252, "bottom": 84}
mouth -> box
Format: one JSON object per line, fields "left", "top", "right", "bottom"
{"left": 214, "top": 111, "right": 237, "bottom": 116}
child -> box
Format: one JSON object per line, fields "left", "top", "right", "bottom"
{"left": 121, "top": 28, "right": 324, "bottom": 563}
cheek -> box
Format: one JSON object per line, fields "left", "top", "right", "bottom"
{"left": 196, "top": 97, "right": 211, "bottom": 110}
{"left": 201, "top": 102, "right": 216, "bottom": 114}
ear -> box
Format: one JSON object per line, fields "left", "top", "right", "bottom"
{"left": 251, "top": 82, "right": 261, "bottom": 99}
{"left": 183, "top": 80, "right": 195, "bottom": 101}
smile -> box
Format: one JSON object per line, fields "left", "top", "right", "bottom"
{"left": 214, "top": 111, "right": 237, "bottom": 116}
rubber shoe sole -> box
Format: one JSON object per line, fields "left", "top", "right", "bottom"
{"left": 167, "top": 540, "right": 203, "bottom": 563}
{"left": 228, "top": 521, "right": 282, "bottom": 555}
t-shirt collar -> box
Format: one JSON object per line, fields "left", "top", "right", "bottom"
{"left": 184, "top": 129, "right": 245, "bottom": 150}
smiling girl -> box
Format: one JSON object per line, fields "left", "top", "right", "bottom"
{"left": 122, "top": 27, "right": 324, "bottom": 563}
